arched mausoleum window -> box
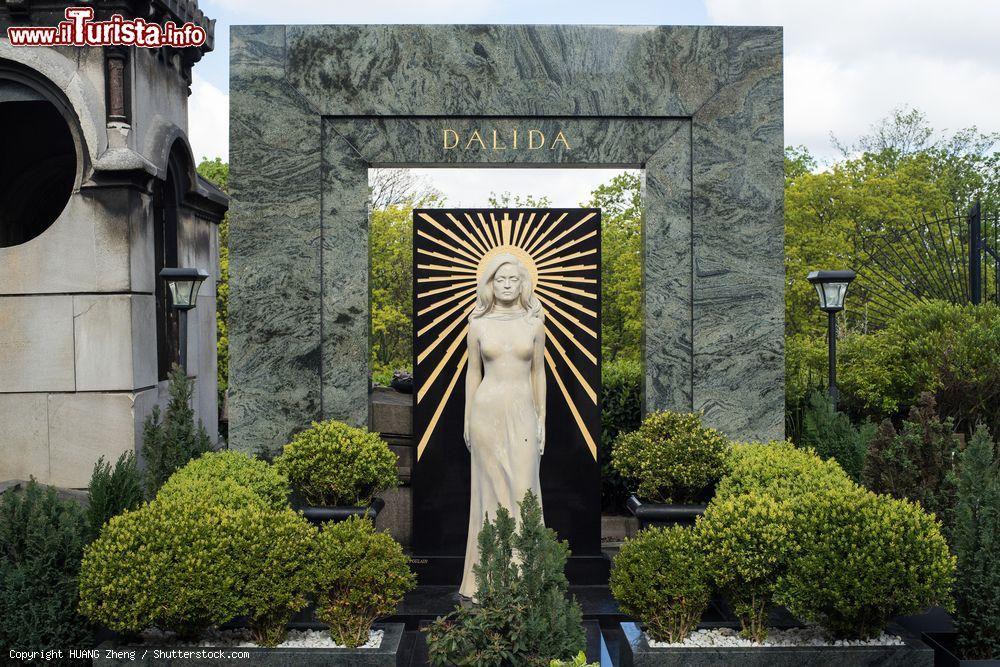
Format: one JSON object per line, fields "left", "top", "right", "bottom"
{"left": 152, "top": 143, "right": 189, "bottom": 380}
{"left": 0, "top": 71, "right": 78, "bottom": 248}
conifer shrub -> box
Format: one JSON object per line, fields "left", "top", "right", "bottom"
{"left": 953, "top": 424, "right": 1000, "bottom": 660}
{"left": 274, "top": 419, "right": 398, "bottom": 506}
{"left": 799, "top": 389, "right": 875, "bottom": 482}
{"left": 776, "top": 486, "right": 954, "bottom": 640}
{"left": 695, "top": 492, "right": 793, "bottom": 642}
{"left": 312, "top": 516, "right": 415, "bottom": 647}
{"left": 0, "top": 480, "right": 93, "bottom": 652}
{"left": 610, "top": 526, "right": 710, "bottom": 643}
{"left": 611, "top": 410, "right": 730, "bottom": 503}
{"left": 141, "top": 364, "right": 212, "bottom": 498}
{"left": 426, "top": 491, "right": 586, "bottom": 667}
{"left": 863, "top": 393, "right": 958, "bottom": 538}
{"left": 715, "top": 439, "right": 855, "bottom": 503}
{"left": 79, "top": 477, "right": 315, "bottom": 644}
{"left": 86, "top": 451, "right": 144, "bottom": 538}
{"left": 158, "top": 450, "right": 290, "bottom": 510}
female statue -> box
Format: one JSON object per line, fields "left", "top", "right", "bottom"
{"left": 459, "top": 252, "right": 546, "bottom": 600}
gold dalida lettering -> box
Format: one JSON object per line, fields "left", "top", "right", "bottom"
{"left": 491, "top": 129, "right": 507, "bottom": 150}
{"left": 551, "top": 130, "right": 571, "bottom": 150}
{"left": 528, "top": 129, "right": 545, "bottom": 150}
{"left": 512, "top": 128, "right": 519, "bottom": 149}
{"left": 465, "top": 130, "right": 487, "bottom": 150}
{"left": 443, "top": 129, "right": 459, "bottom": 150}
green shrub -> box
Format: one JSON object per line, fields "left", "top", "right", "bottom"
{"left": 87, "top": 451, "right": 144, "bottom": 538}
{"left": 953, "top": 424, "right": 1000, "bottom": 660}
{"left": 715, "top": 440, "right": 855, "bottom": 503}
{"left": 80, "top": 477, "right": 314, "bottom": 644}
{"left": 141, "top": 364, "right": 212, "bottom": 498}
{"left": 611, "top": 411, "right": 730, "bottom": 503}
{"left": 0, "top": 480, "right": 93, "bottom": 652}
{"left": 776, "top": 487, "right": 954, "bottom": 640}
{"left": 313, "top": 516, "right": 415, "bottom": 648}
{"left": 158, "top": 450, "right": 290, "bottom": 510}
{"left": 863, "top": 393, "right": 958, "bottom": 538}
{"left": 610, "top": 526, "right": 710, "bottom": 643}
{"left": 839, "top": 300, "right": 1000, "bottom": 436}
{"left": 600, "top": 358, "right": 643, "bottom": 512}
{"left": 426, "top": 491, "right": 585, "bottom": 666}
{"left": 274, "top": 420, "right": 398, "bottom": 506}
{"left": 696, "top": 492, "right": 793, "bottom": 642}
{"left": 799, "top": 390, "right": 875, "bottom": 481}
{"left": 549, "top": 653, "right": 598, "bottom": 667}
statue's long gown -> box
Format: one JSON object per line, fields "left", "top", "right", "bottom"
{"left": 458, "top": 313, "right": 543, "bottom": 599}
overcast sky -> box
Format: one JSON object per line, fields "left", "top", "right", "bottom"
{"left": 189, "top": 0, "right": 1000, "bottom": 206}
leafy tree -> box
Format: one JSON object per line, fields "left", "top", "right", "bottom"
{"left": 196, "top": 158, "right": 229, "bottom": 420}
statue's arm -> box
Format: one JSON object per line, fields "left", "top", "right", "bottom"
{"left": 463, "top": 323, "right": 482, "bottom": 450}
{"left": 531, "top": 321, "right": 546, "bottom": 453}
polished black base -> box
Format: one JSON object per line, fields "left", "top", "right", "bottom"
{"left": 298, "top": 497, "right": 385, "bottom": 526}
{"left": 626, "top": 495, "right": 706, "bottom": 530}
{"left": 922, "top": 632, "right": 1000, "bottom": 667}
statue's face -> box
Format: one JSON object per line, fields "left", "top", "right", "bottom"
{"left": 493, "top": 263, "right": 521, "bottom": 305}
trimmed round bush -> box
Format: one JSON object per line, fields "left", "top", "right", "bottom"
{"left": 274, "top": 420, "right": 399, "bottom": 507}
{"left": 610, "top": 526, "right": 711, "bottom": 643}
{"left": 611, "top": 411, "right": 730, "bottom": 503}
{"left": 696, "top": 492, "right": 794, "bottom": 642}
{"left": 715, "top": 440, "right": 856, "bottom": 503}
{"left": 79, "top": 477, "right": 316, "bottom": 645}
{"left": 776, "top": 486, "right": 955, "bottom": 640}
{"left": 158, "top": 450, "right": 290, "bottom": 510}
{"left": 313, "top": 516, "right": 415, "bottom": 647}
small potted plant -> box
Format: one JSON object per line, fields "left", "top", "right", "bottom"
{"left": 611, "top": 410, "right": 729, "bottom": 528}
{"left": 273, "top": 420, "right": 399, "bottom": 525}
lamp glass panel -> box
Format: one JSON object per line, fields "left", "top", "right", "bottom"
{"left": 168, "top": 280, "right": 197, "bottom": 308}
{"left": 822, "top": 282, "right": 849, "bottom": 309}
{"left": 813, "top": 283, "right": 828, "bottom": 309}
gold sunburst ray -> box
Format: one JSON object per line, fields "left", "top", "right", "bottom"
{"left": 464, "top": 213, "right": 494, "bottom": 253}
{"left": 524, "top": 212, "right": 568, "bottom": 255}
{"left": 536, "top": 275, "right": 597, "bottom": 284}
{"left": 543, "top": 308, "right": 597, "bottom": 364}
{"left": 417, "top": 294, "right": 477, "bottom": 337}
{"left": 534, "top": 292, "right": 597, "bottom": 339}
{"left": 531, "top": 212, "right": 596, "bottom": 260}
{"left": 476, "top": 212, "right": 498, "bottom": 247}
{"left": 418, "top": 212, "right": 482, "bottom": 261}
{"left": 544, "top": 348, "right": 597, "bottom": 460}
{"left": 416, "top": 350, "right": 468, "bottom": 459}
{"left": 533, "top": 229, "right": 599, "bottom": 264}
{"left": 417, "top": 247, "right": 479, "bottom": 269}
{"left": 416, "top": 303, "right": 476, "bottom": 365}
{"left": 535, "top": 285, "right": 598, "bottom": 318}
{"left": 537, "top": 263, "right": 597, "bottom": 274}
{"left": 544, "top": 326, "right": 597, "bottom": 403}
{"left": 417, "top": 263, "right": 478, "bottom": 274}
{"left": 417, "top": 319, "right": 471, "bottom": 401}
{"left": 418, "top": 274, "right": 483, "bottom": 283}
{"left": 519, "top": 212, "right": 549, "bottom": 250}
{"left": 446, "top": 213, "right": 490, "bottom": 256}
{"left": 489, "top": 212, "right": 503, "bottom": 247}
{"left": 417, "top": 285, "right": 476, "bottom": 317}
{"left": 512, "top": 212, "right": 533, "bottom": 247}
{"left": 418, "top": 280, "right": 477, "bottom": 299}
{"left": 535, "top": 248, "right": 598, "bottom": 269}
{"left": 536, "top": 280, "right": 598, "bottom": 300}
{"left": 417, "top": 229, "right": 482, "bottom": 265}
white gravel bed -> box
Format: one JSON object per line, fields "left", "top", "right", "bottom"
{"left": 647, "top": 627, "right": 905, "bottom": 648}
{"left": 139, "top": 627, "right": 384, "bottom": 649}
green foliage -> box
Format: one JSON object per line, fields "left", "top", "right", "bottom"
{"left": 0, "top": 480, "right": 93, "bottom": 652}
{"left": 141, "top": 364, "right": 212, "bottom": 499}
{"left": 313, "top": 516, "right": 415, "bottom": 648}
{"left": 862, "top": 393, "right": 958, "bottom": 538}
{"left": 585, "top": 172, "right": 642, "bottom": 364}
{"left": 274, "top": 420, "right": 399, "bottom": 506}
{"left": 840, "top": 301, "right": 1000, "bottom": 437}
{"left": 196, "top": 158, "right": 229, "bottom": 416}
{"left": 696, "top": 492, "right": 794, "bottom": 642}
{"left": 79, "top": 476, "right": 315, "bottom": 644}
{"left": 610, "top": 526, "right": 710, "bottom": 643}
{"left": 799, "top": 390, "right": 875, "bottom": 481}
{"left": 426, "top": 491, "right": 585, "bottom": 667}
{"left": 86, "top": 451, "right": 144, "bottom": 538}
{"left": 158, "top": 450, "right": 290, "bottom": 511}
{"left": 953, "top": 425, "right": 1000, "bottom": 660}
{"left": 612, "top": 411, "right": 731, "bottom": 503}
{"left": 776, "top": 487, "right": 955, "bottom": 640}
{"left": 600, "top": 358, "right": 643, "bottom": 511}
{"left": 549, "top": 653, "right": 598, "bottom": 667}
{"left": 716, "top": 440, "right": 856, "bottom": 503}
{"left": 370, "top": 203, "right": 415, "bottom": 372}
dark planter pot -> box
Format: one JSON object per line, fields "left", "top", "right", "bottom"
{"left": 92, "top": 623, "right": 404, "bottom": 666}
{"left": 299, "top": 497, "right": 385, "bottom": 527}
{"left": 626, "top": 494, "right": 706, "bottom": 530}
{"left": 922, "top": 632, "right": 1000, "bottom": 667}
{"left": 620, "top": 622, "right": 933, "bottom": 667}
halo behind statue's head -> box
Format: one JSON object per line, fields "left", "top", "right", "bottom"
{"left": 471, "top": 251, "right": 544, "bottom": 322}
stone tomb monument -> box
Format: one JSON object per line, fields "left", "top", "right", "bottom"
{"left": 229, "top": 24, "right": 784, "bottom": 562}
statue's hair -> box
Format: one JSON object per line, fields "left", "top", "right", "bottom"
{"left": 470, "top": 253, "right": 543, "bottom": 323}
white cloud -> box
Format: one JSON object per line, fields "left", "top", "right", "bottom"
{"left": 706, "top": 0, "right": 1000, "bottom": 161}
{"left": 408, "top": 168, "right": 634, "bottom": 208}
{"left": 188, "top": 73, "right": 229, "bottom": 162}
{"left": 209, "top": 0, "right": 496, "bottom": 24}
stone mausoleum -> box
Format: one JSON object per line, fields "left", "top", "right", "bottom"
{"left": 0, "top": 1, "right": 227, "bottom": 487}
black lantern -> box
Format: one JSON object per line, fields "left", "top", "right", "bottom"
{"left": 159, "top": 267, "right": 209, "bottom": 372}
{"left": 807, "top": 270, "right": 856, "bottom": 407}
